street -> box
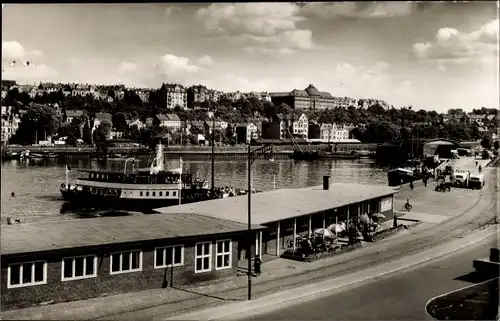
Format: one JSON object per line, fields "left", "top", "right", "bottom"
{"left": 230, "top": 233, "right": 499, "bottom": 321}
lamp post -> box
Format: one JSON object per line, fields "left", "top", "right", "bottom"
{"left": 247, "top": 143, "right": 274, "bottom": 300}
{"left": 211, "top": 104, "right": 216, "bottom": 196}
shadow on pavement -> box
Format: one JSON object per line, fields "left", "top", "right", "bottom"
{"left": 171, "top": 286, "right": 244, "bottom": 302}
{"left": 454, "top": 271, "right": 498, "bottom": 284}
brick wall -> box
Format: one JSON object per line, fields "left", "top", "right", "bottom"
{"left": 1, "top": 235, "right": 240, "bottom": 311}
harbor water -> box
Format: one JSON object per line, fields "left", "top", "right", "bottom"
{"left": 1, "top": 158, "right": 389, "bottom": 224}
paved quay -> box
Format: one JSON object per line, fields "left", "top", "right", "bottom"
{"left": 0, "top": 159, "right": 497, "bottom": 321}
{"left": 225, "top": 231, "right": 500, "bottom": 321}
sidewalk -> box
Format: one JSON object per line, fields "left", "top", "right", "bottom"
{"left": 1, "top": 168, "right": 495, "bottom": 320}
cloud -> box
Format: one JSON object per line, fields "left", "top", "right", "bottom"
{"left": 196, "top": 55, "right": 214, "bottom": 66}
{"left": 299, "top": 2, "right": 414, "bottom": 19}
{"left": 165, "top": 5, "right": 182, "bottom": 17}
{"left": 2, "top": 41, "right": 57, "bottom": 82}
{"left": 412, "top": 18, "right": 499, "bottom": 62}
{"left": 2, "top": 41, "right": 25, "bottom": 60}
{"left": 2, "top": 63, "right": 58, "bottom": 82}
{"left": 244, "top": 47, "right": 295, "bottom": 55}
{"left": 118, "top": 61, "right": 138, "bottom": 75}
{"left": 2, "top": 41, "right": 46, "bottom": 62}
{"left": 437, "top": 64, "right": 446, "bottom": 72}
{"left": 195, "top": 3, "right": 313, "bottom": 54}
{"left": 145, "top": 54, "right": 207, "bottom": 86}
{"left": 155, "top": 54, "right": 200, "bottom": 73}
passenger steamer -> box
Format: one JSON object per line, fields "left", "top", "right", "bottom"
{"left": 60, "top": 143, "right": 211, "bottom": 211}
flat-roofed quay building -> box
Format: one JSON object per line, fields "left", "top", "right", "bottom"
{"left": 158, "top": 178, "right": 399, "bottom": 258}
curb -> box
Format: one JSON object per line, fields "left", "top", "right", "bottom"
{"left": 168, "top": 225, "right": 498, "bottom": 321}
{"left": 424, "top": 276, "right": 500, "bottom": 320}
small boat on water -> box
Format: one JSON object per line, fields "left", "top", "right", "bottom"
{"left": 107, "top": 153, "right": 128, "bottom": 160}
{"left": 43, "top": 152, "right": 58, "bottom": 159}
{"left": 2, "top": 151, "right": 21, "bottom": 161}
{"left": 27, "top": 152, "right": 44, "bottom": 159}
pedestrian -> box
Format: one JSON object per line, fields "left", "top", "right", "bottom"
{"left": 423, "top": 177, "right": 427, "bottom": 187}
{"left": 254, "top": 257, "right": 262, "bottom": 276}
{"left": 393, "top": 215, "right": 398, "bottom": 228}
{"left": 409, "top": 181, "right": 414, "bottom": 190}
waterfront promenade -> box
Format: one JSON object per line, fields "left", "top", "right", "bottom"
{"left": 3, "top": 143, "right": 376, "bottom": 160}
{"left": 1, "top": 157, "right": 497, "bottom": 320}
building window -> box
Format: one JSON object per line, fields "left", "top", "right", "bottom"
{"left": 166, "top": 191, "right": 169, "bottom": 196}
{"left": 140, "top": 191, "right": 143, "bottom": 196}
{"left": 215, "top": 240, "right": 232, "bottom": 270}
{"left": 300, "top": 216, "right": 309, "bottom": 227}
{"left": 110, "top": 250, "right": 142, "bottom": 275}
{"left": 62, "top": 255, "right": 97, "bottom": 281}
{"left": 194, "top": 242, "right": 212, "bottom": 273}
{"left": 146, "top": 191, "right": 149, "bottom": 197}
{"left": 155, "top": 245, "right": 184, "bottom": 268}
{"left": 7, "top": 261, "right": 47, "bottom": 288}
{"left": 159, "top": 191, "right": 163, "bottom": 197}
{"left": 173, "top": 191, "right": 177, "bottom": 197}
{"left": 152, "top": 191, "right": 156, "bottom": 197}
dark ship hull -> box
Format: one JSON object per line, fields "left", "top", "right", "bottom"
{"left": 60, "top": 186, "right": 214, "bottom": 212}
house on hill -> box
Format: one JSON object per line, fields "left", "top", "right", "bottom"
{"left": 93, "top": 112, "right": 112, "bottom": 132}
{"left": 65, "top": 110, "right": 84, "bottom": 123}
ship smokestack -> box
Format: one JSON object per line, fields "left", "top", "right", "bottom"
{"left": 323, "top": 175, "right": 330, "bottom": 190}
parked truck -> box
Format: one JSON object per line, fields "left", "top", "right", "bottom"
{"left": 468, "top": 173, "right": 485, "bottom": 189}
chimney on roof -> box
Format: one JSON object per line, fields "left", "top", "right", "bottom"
{"left": 323, "top": 175, "right": 330, "bottom": 190}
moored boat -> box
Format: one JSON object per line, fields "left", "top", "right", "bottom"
{"left": 387, "top": 167, "right": 416, "bottom": 186}
{"left": 59, "top": 142, "right": 230, "bottom": 211}
{"left": 43, "top": 152, "right": 58, "bottom": 159}
{"left": 290, "top": 150, "right": 359, "bottom": 160}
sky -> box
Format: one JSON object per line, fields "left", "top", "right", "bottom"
{"left": 1, "top": 2, "right": 499, "bottom": 112}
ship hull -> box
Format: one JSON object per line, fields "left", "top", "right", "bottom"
{"left": 387, "top": 168, "right": 416, "bottom": 186}
{"left": 60, "top": 187, "right": 213, "bottom": 211}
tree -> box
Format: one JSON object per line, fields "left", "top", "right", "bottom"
{"left": 481, "top": 135, "right": 492, "bottom": 149}
{"left": 112, "top": 112, "right": 128, "bottom": 130}
{"left": 241, "top": 100, "right": 252, "bottom": 118}
{"left": 367, "top": 104, "right": 385, "bottom": 116}
{"left": 82, "top": 120, "right": 92, "bottom": 144}
{"left": 93, "top": 119, "right": 112, "bottom": 142}
{"left": 262, "top": 102, "right": 275, "bottom": 118}
{"left": 247, "top": 96, "right": 263, "bottom": 116}
{"left": 276, "top": 103, "right": 292, "bottom": 115}
{"left": 493, "top": 140, "right": 499, "bottom": 150}
{"left": 11, "top": 103, "right": 60, "bottom": 144}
